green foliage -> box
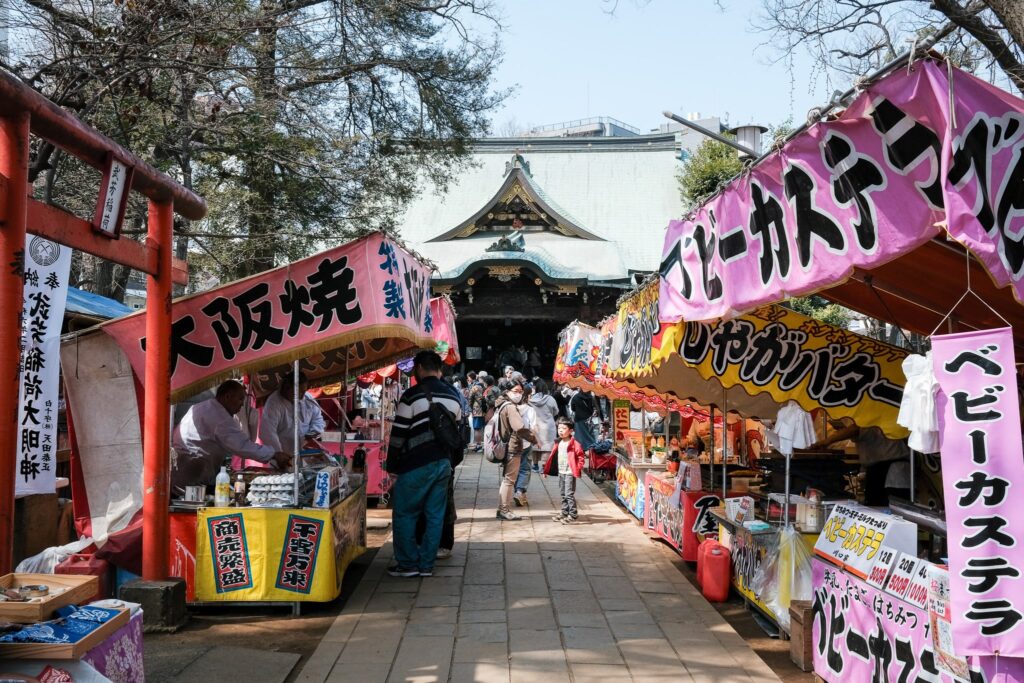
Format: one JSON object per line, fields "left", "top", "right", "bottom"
{"left": 676, "top": 137, "right": 743, "bottom": 209}
{"left": 786, "top": 296, "right": 852, "bottom": 329}
{"left": 7, "top": 0, "right": 508, "bottom": 293}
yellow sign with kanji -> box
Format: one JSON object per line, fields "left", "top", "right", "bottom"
{"left": 195, "top": 488, "right": 365, "bottom": 602}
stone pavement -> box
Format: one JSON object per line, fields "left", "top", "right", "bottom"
{"left": 297, "top": 452, "right": 781, "bottom": 683}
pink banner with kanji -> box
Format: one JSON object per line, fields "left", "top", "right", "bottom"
{"left": 103, "top": 232, "right": 435, "bottom": 401}
{"left": 660, "top": 58, "right": 1024, "bottom": 322}
{"left": 430, "top": 296, "right": 460, "bottom": 364}
{"left": 933, "top": 327, "right": 1024, "bottom": 656}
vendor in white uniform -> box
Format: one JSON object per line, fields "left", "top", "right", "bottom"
{"left": 171, "top": 380, "right": 292, "bottom": 493}
{"left": 259, "top": 372, "right": 326, "bottom": 455}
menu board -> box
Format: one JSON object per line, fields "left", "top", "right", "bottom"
{"left": 612, "top": 400, "right": 630, "bottom": 446}
{"left": 814, "top": 503, "right": 917, "bottom": 578}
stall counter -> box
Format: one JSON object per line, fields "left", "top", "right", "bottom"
{"left": 169, "top": 484, "right": 366, "bottom": 604}
{"left": 643, "top": 471, "right": 721, "bottom": 561}
{"left": 712, "top": 509, "right": 818, "bottom": 632}
{"left": 615, "top": 451, "right": 663, "bottom": 520}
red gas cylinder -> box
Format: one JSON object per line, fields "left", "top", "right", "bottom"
{"left": 702, "top": 545, "right": 732, "bottom": 603}
{"left": 696, "top": 539, "right": 718, "bottom": 587}
{"left": 55, "top": 553, "right": 112, "bottom": 603}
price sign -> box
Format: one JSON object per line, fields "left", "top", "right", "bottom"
{"left": 885, "top": 553, "right": 919, "bottom": 600}
{"left": 865, "top": 546, "right": 899, "bottom": 589}
{"left": 903, "top": 559, "right": 932, "bottom": 609}
{"left": 814, "top": 503, "right": 917, "bottom": 579}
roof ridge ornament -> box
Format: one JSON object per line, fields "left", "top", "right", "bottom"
{"left": 504, "top": 152, "right": 530, "bottom": 177}
{"left": 485, "top": 230, "right": 525, "bottom": 253}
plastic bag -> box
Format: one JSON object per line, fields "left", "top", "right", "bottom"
{"left": 15, "top": 537, "right": 94, "bottom": 574}
{"left": 749, "top": 525, "right": 813, "bottom": 630}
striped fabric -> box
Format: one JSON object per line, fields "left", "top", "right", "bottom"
{"left": 386, "top": 377, "right": 464, "bottom": 474}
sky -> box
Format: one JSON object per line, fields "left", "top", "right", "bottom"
{"left": 487, "top": 0, "right": 835, "bottom": 135}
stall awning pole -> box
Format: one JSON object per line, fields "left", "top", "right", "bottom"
{"left": 293, "top": 359, "right": 300, "bottom": 506}
{"left": 722, "top": 394, "right": 728, "bottom": 502}
{"left": 0, "top": 113, "right": 29, "bottom": 575}
{"left": 708, "top": 407, "right": 716, "bottom": 493}
{"left": 142, "top": 199, "right": 173, "bottom": 580}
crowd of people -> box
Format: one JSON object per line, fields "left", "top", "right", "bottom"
{"left": 384, "top": 353, "right": 605, "bottom": 578}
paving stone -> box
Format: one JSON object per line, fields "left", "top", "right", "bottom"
{"left": 507, "top": 572, "right": 549, "bottom": 597}
{"left": 387, "top": 635, "right": 454, "bottom": 683}
{"left": 465, "top": 561, "right": 505, "bottom": 585}
{"left": 453, "top": 638, "right": 509, "bottom": 663}
{"left": 462, "top": 584, "right": 506, "bottom": 611}
{"left": 457, "top": 621, "right": 509, "bottom": 643}
{"left": 460, "top": 609, "right": 508, "bottom": 624}
{"left": 325, "top": 662, "right": 390, "bottom": 683}
{"left": 507, "top": 597, "right": 556, "bottom": 630}
{"left": 450, "top": 662, "right": 511, "bottom": 683}
{"left": 506, "top": 553, "right": 543, "bottom": 573}
{"left": 560, "top": 626, "right": 622, "bottom": 665}
{"left": 567, "top": 663, "right": 632, "bottom": 681}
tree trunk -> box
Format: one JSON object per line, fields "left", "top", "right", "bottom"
{"left": 241, "top": 0, "right": 283, "bottom": 278}
{"left": 984, "top": 0, "right": 1024, "bottom": 56}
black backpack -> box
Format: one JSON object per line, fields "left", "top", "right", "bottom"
{"left": 423, "top": 385, "right": 466, "bottom": 466}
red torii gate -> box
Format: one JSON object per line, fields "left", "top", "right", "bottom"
{"left": 0, "top": 72, "right": 206, "bottom": 578}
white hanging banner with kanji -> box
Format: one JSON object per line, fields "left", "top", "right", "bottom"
{"left": 16, "top": 237, "right": 72, "bottom": 497}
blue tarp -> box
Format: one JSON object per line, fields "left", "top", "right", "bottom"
{"left": 66, "top": 286, "right": 133, "bottom": 320}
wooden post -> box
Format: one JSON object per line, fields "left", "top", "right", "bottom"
{"left": 142, "top": 200, "right": 173, "bottom": 580}
{"left": 0, "top": 113, "right": 30, "bottom": 575}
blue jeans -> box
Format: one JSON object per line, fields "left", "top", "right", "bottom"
{"left": 515, "top": 446, "right": 533, "bottom": 493}
{"left": 392, "top": 458, "right": 452, "bottom": 571}
{"left": 574, "top": 420, "right": 596, "bottom": 451}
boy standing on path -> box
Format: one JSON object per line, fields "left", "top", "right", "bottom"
{"left": 544, "top": 417, "right": 587, "bottom": 524}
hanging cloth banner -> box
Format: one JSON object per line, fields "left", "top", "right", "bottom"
{"left": 17, "top": 238, "right": 72, "bottom": 497}
{"left": 932, "top": 326, "right": 1024, "bottom": 656}
{"left": 660, "top": 58, "right": 1024, "bottom": 323}
{"left": 102, "top": 233, "right": 435, "bottom": 401}
{"left": 552, "top": 322, "right": 602, "bottom": 385}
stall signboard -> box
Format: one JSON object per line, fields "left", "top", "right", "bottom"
{"left": 885, "top": 553, "right": 920, "bottom": 602}
{"left": 644, "top": 472, "right": 684, "bottom": 553}
{"left": 612, "top": 400, "right": 630, "bottom": 447}
{"left": 16, "top": 238, "right": 71, "bottom": 497}
{"left": 652, "top": 304, "right": 908, "bottom": 438}
{"left": 928, "top": 565, "right": 972, "bottom": 681}
{"left": 102, "top": 233, "right": 434, "bottom": 401}
{"left": 933, "top": 326, "right": 1024, "bottom": 656}
{"left": 660, "top": 59, "right": 1024, "bottom": 324}
{"left": 812, "top": 559, "right": 1023, "bottom": 683}
{"left": 615, "top": 460, "right": 645, "bottom": 520}
{"left": 814, "top": 503, "right": 917, "bottom": 579}
{"left": 607, "top": 282, "right": 660, "bottom": 377}
{"left": 865, "top": 546, "right": 899, "bottom": 590}
{"left": 195, "top": 497, "right": 365, "bottom": 602}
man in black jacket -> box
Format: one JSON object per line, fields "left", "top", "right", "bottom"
{"left": 386, "top": 351, "right": 463, "bottom": 577}
{"left": 569, "top": 389, "right": 597, "bottom": 451}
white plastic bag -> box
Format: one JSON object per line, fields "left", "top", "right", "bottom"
{"left": 15, "top": 536, "right": 93, "bottom": 574}
{"left": 750, "top": 526, "right": 813, "bottom": 630}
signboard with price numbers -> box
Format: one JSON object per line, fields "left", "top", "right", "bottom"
{"left": 865, "top": 546, "right": 899, "bottom": 590}
{"left": 814, "top": 503, "right": 916, "bottom": 579}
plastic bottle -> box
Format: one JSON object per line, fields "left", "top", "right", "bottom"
{"left": 233, "top": 474, "right": 246, "bottom": 507}
{"left": 214, "top": 466, "right": 231, "bottom": 507}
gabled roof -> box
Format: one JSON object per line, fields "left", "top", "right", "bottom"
{"left": 427, "top": 155, "right": 603, "bottom": 242}
{"left": 396, "top": 134, "right": 684, "bottom": 273}
{"left": 420, "top": 232, "right": 629, "bottom": 285}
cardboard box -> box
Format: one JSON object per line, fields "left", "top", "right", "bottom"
{"left": 789, "top": 599, "right": 813, "bottom": 672}
{"left": 0, "top": 574, "right": 99, "bottom": 623}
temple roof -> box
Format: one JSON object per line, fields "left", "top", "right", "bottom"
{"left": 395, "top": 134, "right": 684, "bottom": 280}
{"left": 422, "top": 232, "right": 629, "bottom": 284}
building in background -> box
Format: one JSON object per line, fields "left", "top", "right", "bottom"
{"left": 396, "top": 116, "right": 716, "bottom": 373}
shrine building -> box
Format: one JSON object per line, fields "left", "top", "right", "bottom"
{"left": 396, "top": 116, "right": 719, "bottom": 373}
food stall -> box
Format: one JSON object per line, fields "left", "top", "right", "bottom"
{"left": 609, "top": 279, "right": 912, "bottom": 632}
{"left": 654, "top": 55, "right": 1024, "bottom": 675}
{"left": 61, "top": 233, "right": 446, "bottom": 606}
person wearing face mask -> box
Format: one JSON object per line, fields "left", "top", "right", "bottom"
{"left": 494, "top": 376, "right": 536, "bottom": 520}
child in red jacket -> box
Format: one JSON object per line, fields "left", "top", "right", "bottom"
{"left": 544, "top": 417, "right": 587, "bottom": 523}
